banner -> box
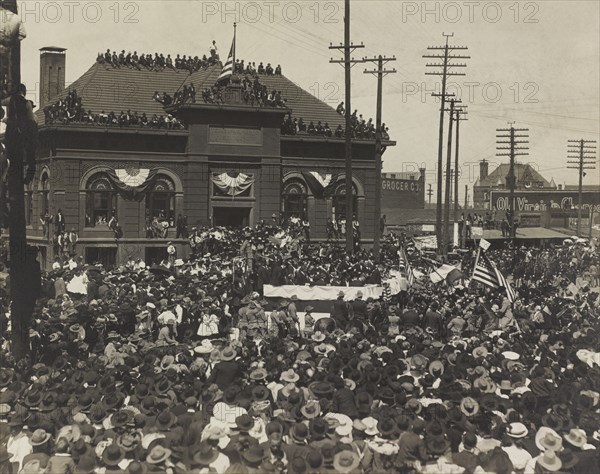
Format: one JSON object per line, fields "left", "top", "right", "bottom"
{"left": 264, "top": 285, "right": 382, "bottom": 301}
{"left": 414, "top": 235, "right": 437, "bottom": 250}
{"left": 479, "top": 238, "right": 491, "bottom": 251}
{"left": 106, "top": 169, "right": 159, "bottom": 201}
{"left": 212, "top": 172, "right": 255, "bottom": 196}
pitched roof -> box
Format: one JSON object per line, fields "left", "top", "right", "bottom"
{"left": 478, "top": 163, "right": 553, "bottom": 188}
{"left": 36, "top": 62, "right": 347, "bottom": 128}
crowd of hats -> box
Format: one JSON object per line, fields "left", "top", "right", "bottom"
{"left": 0, "top": 233, "right": 599, "bottom": 473}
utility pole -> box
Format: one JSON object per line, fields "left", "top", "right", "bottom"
{"left": 453, "top": 106, "right": 468, "bottom": 224}
{"left": 440, "top": 98, "right": 461, "bottom": 257}
{"left": 364, "top": 54, "right": 396, "bottom": 259}
{"left": 1, "top": 0, "right": 39, "bottom": 359}
{"left": 424, "top": 34, "right": 469, "bottom": 254}
{"left": 497, "top": 124, "right": 529, "bottom": 253}
{"left": 567, "top": 139, "right": 596, "bottom": 236}
{"left": 427, "top": 184, "right": 433, "bottom": 206}
{"left": 463, "top": 184, "right": 468, "bottom": 247}
{"left": 330, "top": 0, "right": 364, "bottom": 252}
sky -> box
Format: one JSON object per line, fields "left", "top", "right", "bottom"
{"left": 16, "top": 0, "right": 600, "bottom": 203}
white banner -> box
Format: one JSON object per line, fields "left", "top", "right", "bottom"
{"left": 264, "top": 285, "right": 383, "bottom": 301}
{"left": 479, "top": 238, "right": 491, "bottom": 251}
{"left": 414, "top": 235, "right": 438, "bottom": 250}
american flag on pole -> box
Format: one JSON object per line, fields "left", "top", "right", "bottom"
{"left": 472, "top": 249, "right": 517, "bottom": 302}
{"left": 216, "top": 39, "right": 235, "bottom": 84}
{"left": 398, "top": 246, "right": 414, "bottom": 287}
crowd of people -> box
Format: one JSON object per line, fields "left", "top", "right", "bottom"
{"left": 234, "top": 60, "right": 282, "bottom": 76}
{"left": 43, "top": 90, "right": 185, "bottom": 129}
{"left": 0, "top": 222, "right": 598, "bottom": 474}
{"left": 96, "top": 45, "right": 220, "bottom": 74}
{"left": 281, "top": 106, "right": 390, "bottom": 141}
{"left": 155, "top": 74, "right": 287, "bottom": 110}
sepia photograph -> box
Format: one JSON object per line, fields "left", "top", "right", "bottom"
{"left": 0, "top": 0, "right": 599, "bottom": 472}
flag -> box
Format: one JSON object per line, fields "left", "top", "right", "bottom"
{"left": 216, "top": 39, "right": 235, "bottom": 84}
{"left": 398, "top": 246, "right": 414, "bottom": 286}
{"left": 472, "top": 249, "right": 517, "bottom": 302}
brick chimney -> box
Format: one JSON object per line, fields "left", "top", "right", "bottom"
{"left": 479, "top": 159, "right": 489, "bottom": 181}
{"left": 39, "top": 47, "right": 66, "bottom": 108}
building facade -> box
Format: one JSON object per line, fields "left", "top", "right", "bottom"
{"left": 17, "top": 50, "right": 395, "bottom": 267}
{"left": 473, "top": 160, "right": 556, "bottom": 209}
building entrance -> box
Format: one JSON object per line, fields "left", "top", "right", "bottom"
{"left": 213, "top": 207, "right": 251, "bottom": 228}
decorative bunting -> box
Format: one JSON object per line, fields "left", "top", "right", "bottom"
{"left": 212, "top": 172, "right": 254, "bottom": 196}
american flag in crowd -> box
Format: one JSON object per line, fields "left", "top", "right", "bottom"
{"left": 398, "top": 246, "right": 414, "bottom": 286}
{"left": 472, "top": 250, "right": 517, "bottom": 303}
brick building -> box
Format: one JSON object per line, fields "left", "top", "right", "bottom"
{"left": 19, "top": 49, "right": 395, "bottom": 267}
{"left": 473, "top": 159, "right": 556, "bottom": 209}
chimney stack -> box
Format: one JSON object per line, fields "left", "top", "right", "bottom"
{"left": 39, "top": 47, "right": 66, "bottom": 108}
{"left": 479, "top": 159, "right": 489, "bottom": 181}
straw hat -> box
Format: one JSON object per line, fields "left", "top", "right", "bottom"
{"left": 333, "top": 451, "right": 360, "bottom": 473}
{"left": 146, "top": 445, "right": 172, "bottom": 465}
{"left": 506, "top": 422, "right": 528, "bottom": 439}
{"left": 536, "top": 450, "right": 562, "bottom": 472}
{"left": 535, "top": 427, "right": 563, "bottom": 452}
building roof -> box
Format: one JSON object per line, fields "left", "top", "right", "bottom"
{"left": 35, "top": 61, "right": 347, "bottom": 129}
{"left": 563, "top": 184, "right": 600, "bottom": 191}
{"left": 382, "top": 171, "right": 423, "bottom": 181}
{"left": 477, "top": 163, "right": 554, "bottom": 189}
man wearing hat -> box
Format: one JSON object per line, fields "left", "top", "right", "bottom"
{"left": 206, "top": 346, "right": 241, "bottom": 390}
{"left": 350, "top": 290, "right": 368, "bottom": 322}
{"left": 331, "top": 291, "right": 350, "bottom": 330}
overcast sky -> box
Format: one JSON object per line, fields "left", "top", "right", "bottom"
{"left": 17, "top": 0, "right": 600, "bottom": 202}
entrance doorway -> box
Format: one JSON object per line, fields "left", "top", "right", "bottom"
{"left": 85, "top": 247, "right": 117, "bottom": 267}
{"left": 213, "top": 207, "right": 251, "bottom": 228}
{"left": 146, "top": 247, "right": 168, "bottom": 266}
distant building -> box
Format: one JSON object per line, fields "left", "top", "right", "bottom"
{"left": 381, "top": 169, "right": 426, "bottom": 210}
{"left": 473, "top": 160, "right": 556, "bottom": 209}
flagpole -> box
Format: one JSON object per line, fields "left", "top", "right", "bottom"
{"left": 232, "top": 23, "right": 237, "bottom": 74}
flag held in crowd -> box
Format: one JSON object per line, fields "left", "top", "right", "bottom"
{"left": 472, "top": 248, "right": 517, "bottom": 302}
{"left": 398, "top": 246, "right": 414, "bottom": 286}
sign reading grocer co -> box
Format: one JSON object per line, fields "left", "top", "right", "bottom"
{"left": 382, "top": 179, "right": 421, "bottom": 192}
{"left": 490, "top": 191, "right": 600, "bottom": 213}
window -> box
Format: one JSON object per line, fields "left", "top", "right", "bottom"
{"left": 86, "top": 173, "right": 118, "bottom": 227}
{"left": 146, "top": 176, "right": 176, "bottom": 228}
{"left": 40, "top": 172, "right": 50, "bottom": 216}
{"left": 282, "top": 178, "right": 308, "bottom": 222}
{"left": 332, "top": 181, "right": 358, "bottom": 222}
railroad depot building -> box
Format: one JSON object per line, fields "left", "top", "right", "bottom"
{"left": 21, "top": 48, "right": 395, "bottom": 267}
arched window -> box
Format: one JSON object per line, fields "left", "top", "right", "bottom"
{"left": 86, "top": 173, "right": 117, "bottom": 227}
{"left": 332, "top": 181, "right": 358, "bottom": 222}
{"left": 40, "top": 172, "right": 50, "bottom": 217}
{"left": 146, "top": 175, "right": 176, "bottom": 228}
{"left": 282, "top": 178, "right": 308, "bottom": 222}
